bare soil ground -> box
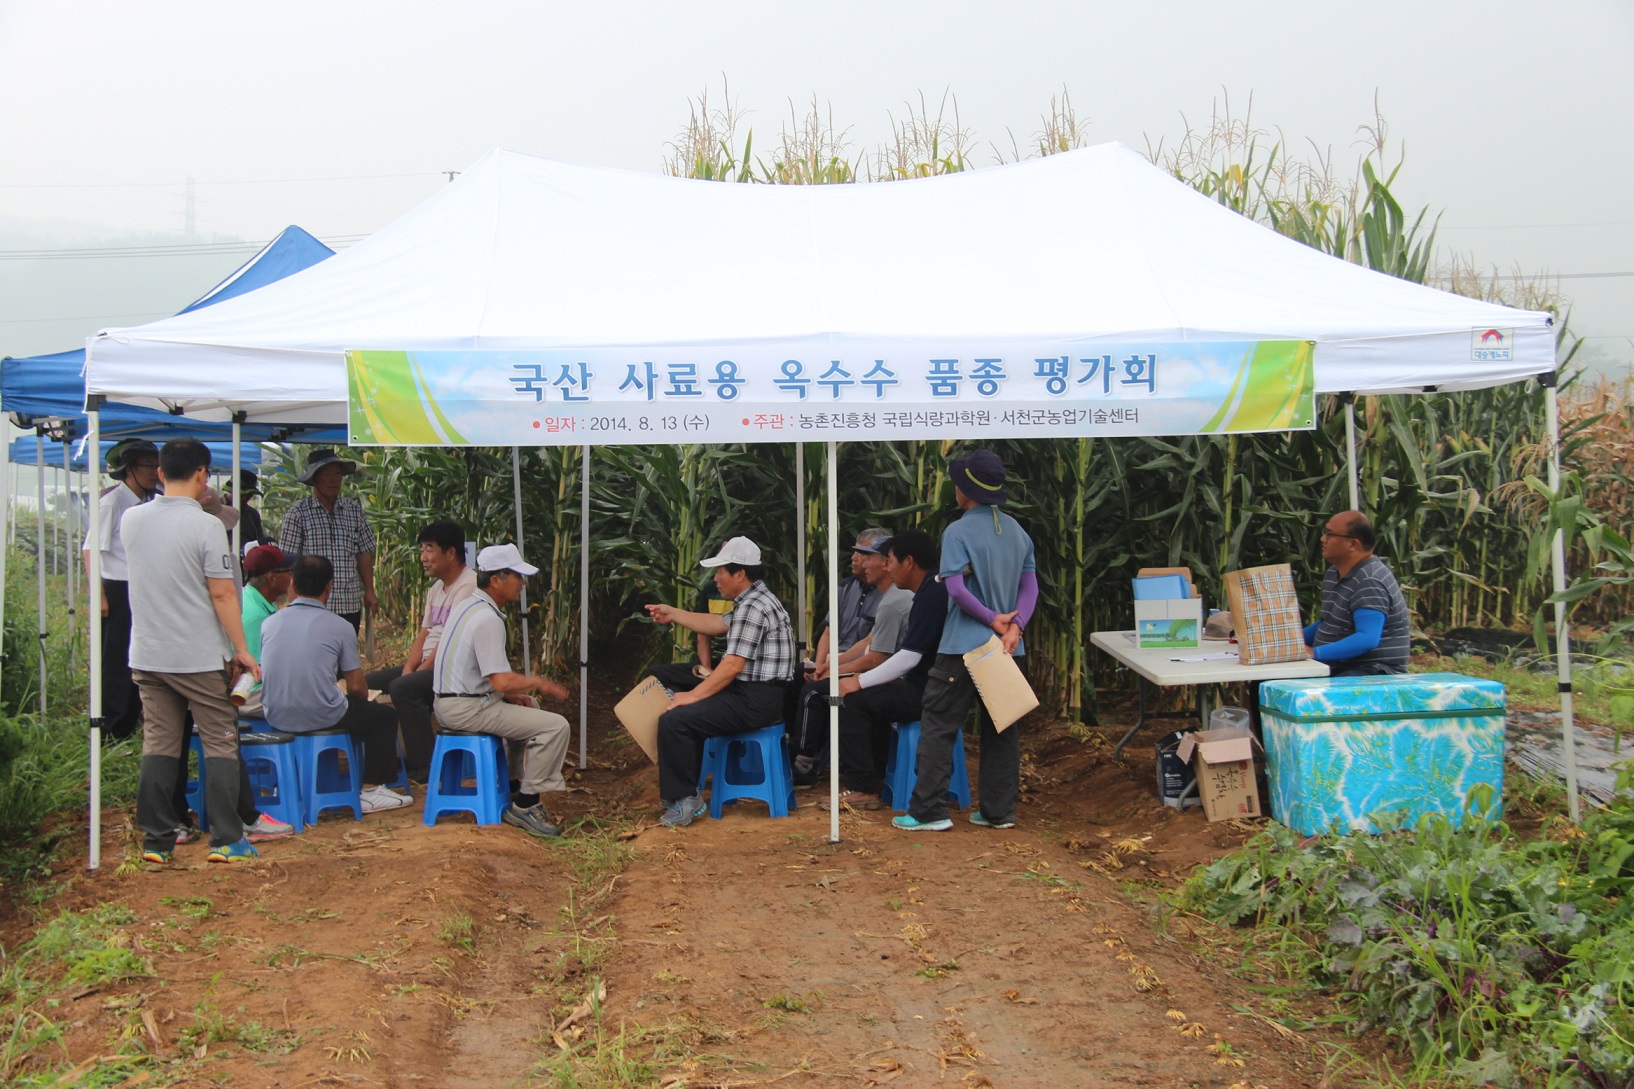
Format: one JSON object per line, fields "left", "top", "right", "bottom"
{"left": 5, "top": 671, "right": 1378, "bottom": 1089}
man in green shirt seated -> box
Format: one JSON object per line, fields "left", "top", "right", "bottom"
{"left": 239, "top": 545, "right": 294, "bottom": 716}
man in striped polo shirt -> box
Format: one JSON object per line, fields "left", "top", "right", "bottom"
{"left": 1303, "top": 511, "right": 1411, "bottom": 676}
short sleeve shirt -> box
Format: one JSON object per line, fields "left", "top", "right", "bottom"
{"left": 241, "top": 585, "right": 279, "bottom": 661}
{"left": 938, "top": 505, "right": 1036, "bottom": 656}
{"left": 1315, "top": 555, "right": 1411, "bottom": 669}
{"left": 421, "top": 566, "right": 478, "bottom": 657}
{"left": 867, "top": 587, "right": 914, "bottom": 656}
{"left": 722, "top": 581, "right": 795, "bottom": 683}
{"left": 693, "top": 582, "right": 734, "bottom": 662}
{"left": 433, "top": 592, "right": 512, "bottom": 695}
{"left": 836, "top": 577, "right": 878, "bottom": 652}
{"left": 898, "top": 577, "right": 950, "bottom": 690}
{"left": 258, "top": 598, "right": 358, "bottom": 731}
{"left": 120, "top": 496, "right": 234, "bottom": 673}
{"left": 278, "top": 495, "right": 376, "bottom": 615}
{"left": 84, "top": 482, "right": 147, "bottom": 582}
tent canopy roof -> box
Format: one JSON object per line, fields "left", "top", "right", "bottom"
{"left": 87, "top": 144, "right": 1554, "bottom": 428}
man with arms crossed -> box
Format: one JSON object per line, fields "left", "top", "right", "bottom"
{"left": 895, "top": 450, "right": 1037, "bottom": 833}
{"left": 123, "top": 439, "right": 261, "bottom": 864}
{"left": 433, "top": 544, "right": 574, "bottom": 838}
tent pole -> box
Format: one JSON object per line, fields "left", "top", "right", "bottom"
{"left": 1543, "top": 378, "right": 1581, "bottom": 822}
{"left": 87, "top": 406, "right": 103, "bottom": 870}
{"left": 511, "top": 446, "right": 530, "bottom": 670}
{"left": 35, "top": 429, "right": 47, "bottom": 715}
{"left": 62, "top": 439, "right": 76, "bottom": 673}
{"left": 795, "top": 442, "right": 807, "bottom": 655}
{"left": 826, "top": 440, "right": 841, "bottom": 844}
{"left": 1343, "top": 393, "right": 1360, "bottom": 511}
{"left": 579, "top": 444, "right": 589, "bottom": 769}
{"left": 231, "top": 420, "right": 243, "bottom": 561}
{"left": 0, "top": 421, "right": 9, "bottom": 712}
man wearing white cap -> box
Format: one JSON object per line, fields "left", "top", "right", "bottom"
{"left": 433, "top": 544, "right": 573, "bottom": 838}
{"left": 644, "top": 536, "right": 795, "bottom": 827}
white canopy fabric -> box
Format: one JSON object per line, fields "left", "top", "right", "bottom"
{"left": 85, "top": 143, "right": 1553, "bottom": 423}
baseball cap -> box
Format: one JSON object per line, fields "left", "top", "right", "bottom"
{"left": 243, "top": 545, "right": 294, "bottom": 578}
{"left": 700, "top": 536, "right": 763, "bottom": 568}
{"left": 476, "top": 543, "right": 539, "bottom": 576}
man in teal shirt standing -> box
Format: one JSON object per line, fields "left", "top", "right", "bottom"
{"left": 895, "top": 449, "right": 1037, "bottom": 833}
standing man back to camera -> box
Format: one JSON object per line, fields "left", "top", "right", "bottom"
{"left": 122, "top": 439, "right": 261, "bottom": 864}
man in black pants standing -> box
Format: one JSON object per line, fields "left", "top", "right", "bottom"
{"left": 82, "top": 439, "right": 159, "bottom": 742}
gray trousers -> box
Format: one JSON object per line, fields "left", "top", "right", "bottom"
{"left": 433, "top": 694, "right": 570, "bottom": 795}
{"left": 909, "top": 653, "right": 1020, "bottom": 824}
{"left": 135, "top": 669, "right": 244, "bottom": 850}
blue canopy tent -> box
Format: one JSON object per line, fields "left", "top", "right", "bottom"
{"left": 8, "top": 436, "right": 264, "bottom": 472}
{"left": 0, "top": 225, "right": 339, "bottom": 716}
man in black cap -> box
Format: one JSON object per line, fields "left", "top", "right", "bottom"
{"left": 81, "top": 438, "right": 159, "bottom": 742}
{"left": 278, "top": 449, "right": 377, "bottom": 631}
{"left": 229, "top": 469, "right": 267, "bottom": 547}
{"left": 893, "top": 449, "right": 1037, "bottom": 833}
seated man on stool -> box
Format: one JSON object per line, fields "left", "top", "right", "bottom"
{"left": 833, "top": 530, "right": 948, "bottom": 808}
{"left": 366, "top": 520, "right": 477, "bottom": 778}
{"left": 1304, "top": 511, "right": 1411, "bottom": 676}
{"left": 644, "top": 537, "right": 795, "bottom": 828}
{"left": 432, "top": 544, "right": 574, "bottom": 838}
{"left": 259, "top": 555, "right": 411, "bottom": 814}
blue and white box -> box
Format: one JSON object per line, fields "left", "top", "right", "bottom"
{"left": 1258, "top": 673, "right": 1505, "bottom": 836}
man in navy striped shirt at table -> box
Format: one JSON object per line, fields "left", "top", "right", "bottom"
{"left": 1304, "top": 511, "right": 1411, "bottom": 676}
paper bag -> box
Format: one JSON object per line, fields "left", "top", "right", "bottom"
{"left": 1222, "top": 564, "right": 1311, "bottom": 666}
{"left": 613, "top": 675, "right": 670, "bottom": 763}
{"left": 962, "top": 635, "right": 1039, "bottom": 732}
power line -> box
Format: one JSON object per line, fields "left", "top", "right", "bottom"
{"left": 1440, "top": 220, "right": 1634, "bottom": 231}
{"left": 0, "top": 235, "right": 366, "bottom": 261}
{"left": 0, "top": 311, "right": 167, "bottom": 326}
{"left": 0, "top": 172, "right": 444, "bottom": 190}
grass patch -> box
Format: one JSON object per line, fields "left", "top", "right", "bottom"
{"left": 439, "top": 912, "right": 477, "bottom": 956}
{"left": 177, "top": 1001, "right": 297, "bottom": 1057}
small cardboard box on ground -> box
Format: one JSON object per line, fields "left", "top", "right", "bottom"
{"left": 1134, "top": 598, "right": 1203, "bottom": 649}
{"left": 1175, "top": 723, "right": 1262, "bottom": 821}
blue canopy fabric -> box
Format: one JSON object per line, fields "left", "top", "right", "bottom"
{"left": 8, "top": 436, "right": 265, "bottom": 472}
{"left": 1, "top": 226, "right": 341, "bottom": 443}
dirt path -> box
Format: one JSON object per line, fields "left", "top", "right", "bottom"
{"left": 4, "top": 707, "right": 1373, "bottom": 1089}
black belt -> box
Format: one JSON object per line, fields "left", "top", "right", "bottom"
{"left": 436, "top": 692, "right": 492, "bottom": 698}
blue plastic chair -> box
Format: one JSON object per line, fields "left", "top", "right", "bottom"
{"left": 240, "top": 732, "right": 304, "bottom": 832}
{"left": 880, "top": 720, "right": 972, "bottom": 812}
{"left": 698, "top": 723, "right": 795, "bottom": 819}
{"left": 289, "top": 729, "right": 362, "bottom": 824}
{"left": 422, "top": 733, "right": 510, "bottom": 827}
{"left": 184, "top": 729, "right": 207, "bottom": 831}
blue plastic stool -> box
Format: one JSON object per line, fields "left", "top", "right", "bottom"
{"left": 289, "top": 729, "right": 362, "bottom": 824}
{"left": 240, "top": 732, "right": 304, "bottom": 832}
{"left": 881, "top": 720, "right": 972, "bottom": 812}
{"left": 422, "top": 733, "right": 510, "bottom": 827}
{"left": 184, "top": 729, "right": 208, "bottom": 831}
{"left": 699, "top": 723, "right": 795, "bottom": 819}
{"left": 386, "top": 733, "right": 411, "bottom": 791}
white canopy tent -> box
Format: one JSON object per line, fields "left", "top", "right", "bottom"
{"left": 83, "top": 143, "right": 1569, "bottom": 864}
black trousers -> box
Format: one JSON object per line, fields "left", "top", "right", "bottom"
{"left": 656, "top": 682, "right": 786, "bottom": 802}
{"left": 910, "top": 653, "right": 1019, "bottom": 824}
{"left": 645, "top": 662, "right": 706, "bottom": 694}
{"left": 364, "top": 666, "right": 436, "bottom": 775}
{"left": 101, "top": 580, "right": 142, "bottom": 740}
{"left": 837, "top": 680, "right": 924, "bottom": 794}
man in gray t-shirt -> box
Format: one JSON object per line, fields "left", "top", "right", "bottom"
{"left": 1303, "top": 511, "right": 1411, "bottom": 675}
{"left": 121, "top": 439, "right": 260, "bottom": 864}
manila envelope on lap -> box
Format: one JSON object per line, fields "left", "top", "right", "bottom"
{"left": 613, "top": 675, "right": 670, "bottom": 763}
{"left": 962, "top": 635, "right": 1039, "bottom": 732}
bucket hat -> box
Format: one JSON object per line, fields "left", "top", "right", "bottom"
{"left": 296, "top": 449, "right": 357, "bottom": 484}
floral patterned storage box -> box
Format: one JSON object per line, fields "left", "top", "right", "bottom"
{"left": 1258, "top": 673, "right": 1505, "bottom": 836}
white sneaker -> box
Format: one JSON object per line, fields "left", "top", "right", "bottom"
{"left": 245, "top": 814, "right": 295, "bottom": 841}
{"left": 360, "top": 785, "right": 413, "bottom": 814}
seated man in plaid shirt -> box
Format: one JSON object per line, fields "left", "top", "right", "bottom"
{"left": 644, "top": 537, "right": 795, "bottom": 828}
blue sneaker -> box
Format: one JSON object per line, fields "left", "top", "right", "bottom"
{"left": 891, "top": 814, "right": 953, "bottom": 832}
{"left": 658, "top": 795, "right": 708, "bottom": 828}
{"left": 207, "top": 837, "right": 260, "bottom": 864}
{"left": 969, "top": 811, "right": 1016, "bottom": 830}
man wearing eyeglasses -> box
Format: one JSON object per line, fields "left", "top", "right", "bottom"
{"left": 1304, "top": 512, "right": 1410, "bottom": 676}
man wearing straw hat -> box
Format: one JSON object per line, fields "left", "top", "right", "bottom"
{"left": 81, "top": 438, "right": 159, "bottom": 742}
{"left": 278, "top": 449, "right": 377, "bottom": 631}
{"left": 894, "top": 449, "right": 1037, "bottom": 834}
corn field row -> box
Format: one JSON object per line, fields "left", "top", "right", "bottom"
{"left": 250, "top": 90, "right": 1633, "bottom": 724}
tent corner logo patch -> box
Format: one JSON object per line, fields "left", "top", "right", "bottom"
{"left": 1471, "top": 328, "right": 1513, "bottom": 362}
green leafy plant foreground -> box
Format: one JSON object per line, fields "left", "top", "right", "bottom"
{"left": 1174, "top": 787, "right": 1634, "bottom": 1087}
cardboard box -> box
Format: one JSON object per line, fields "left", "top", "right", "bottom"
{"left": 1176, "top": 725, "right": 1262, "bottom": 822}
{"left": 612, "top": 676, "right": 670, "bottom": 763}
{"left": 1134, "top": 598, "right": 1203, "bottom": 649}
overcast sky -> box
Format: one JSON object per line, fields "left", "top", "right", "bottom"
{"left": 2, "top": 0, "right": 1631, "bottom": 377}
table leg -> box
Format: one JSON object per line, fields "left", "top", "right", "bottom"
{"left": 1112, "top": 677, "right": 1152, "bottom": 760}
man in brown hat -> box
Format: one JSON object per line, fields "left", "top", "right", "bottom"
{"left": 81, "top": 438, "right": 159, "bottom": 742}
{"left": 278, "top": 449, "right": 377, "bottom": 631}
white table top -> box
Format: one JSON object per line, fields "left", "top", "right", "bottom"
{"left": 1090, "top": 630, "right": 1330, "bottom": 687}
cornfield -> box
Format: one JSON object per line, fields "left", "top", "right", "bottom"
{"left": 248, "top": 89, "right": 1631, "bottom": 726}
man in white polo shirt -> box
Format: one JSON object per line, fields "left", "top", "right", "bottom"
{"left": 433, "top": 544, "right": 573, "bottom": 838}
{"left": 82, "top": 438, "right": 159, "bottom": 742}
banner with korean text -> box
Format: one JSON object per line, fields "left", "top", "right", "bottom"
{"left": 345, "top": 339, "right": 1315, "bottom": 446}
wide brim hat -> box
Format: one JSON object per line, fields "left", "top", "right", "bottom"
{"left": 948, "top": 449, "right": 1008, "bottom": 505}
{"left": 237, "top": 468, "right": 261, "bottom": 496}
{"left": 106, "top": 438, "right": 158, "bottom": 480}
{"left": 296, "top": 449, "right": 357, "bottom": 484}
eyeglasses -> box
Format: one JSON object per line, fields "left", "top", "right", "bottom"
{"left": 133, "top": 461, "right": 159, "bottom": 470}
{"left": 1320, "top": 530, "right": 1357, "bottom": 540}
